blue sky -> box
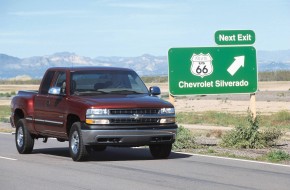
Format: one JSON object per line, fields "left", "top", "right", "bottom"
{"left": 0, "top": 0, "right": 289, "bottom": 58}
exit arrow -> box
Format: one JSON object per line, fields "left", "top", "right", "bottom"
{"left": 227, "top": 56, "right": 245, "bottom": 76}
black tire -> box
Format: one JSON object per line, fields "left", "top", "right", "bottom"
{"left": 149, "top": 144, "right": 172, "bottom": 159}
{"left": 91, "top": 145, "right": 107, "bottom": 152}
{"left": 15, "top": 119, "right": 34, "bottom": 154}
{"left": 69, "top": 122, "right": 89, "bottom": 161}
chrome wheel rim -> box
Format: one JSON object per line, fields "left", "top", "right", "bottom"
{"left": 71, "top": 131, "right": 79, "bottom": 155}
{"left": 17, "top": 127, "right": 24, "bottom": 147}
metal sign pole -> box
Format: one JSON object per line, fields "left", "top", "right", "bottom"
{"left": 250, "top": 93, "right": 257, "bottom": 120}
{"left": 169, "top": 94, "right": 175, "bottom": 106}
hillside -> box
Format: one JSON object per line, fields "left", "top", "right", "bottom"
{"left": 0, "top": 50, "right": 290, "bottom": 79}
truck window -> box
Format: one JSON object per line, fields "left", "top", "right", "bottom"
{"left": 128, "top": 73, "right": 145, "bottom": 92}
{"left": 53, "top": 72, "right": 66, "bottom": 94}
{"left": 71, "top": 70, "right": 148, "bottom": 94}
{"left": 39, "top": 71, "right": 55, "bottom": 95}
{"left": 54, "top": 72, "right": 66, "bottom": 87}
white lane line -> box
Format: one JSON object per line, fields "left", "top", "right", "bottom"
{"left": 0, "top": 132, "right": 14, "bottom": 135}
{"left": 176, "top": 152, "right": 290, "bottom": 168}
{"left": 0, "top": 156, "right": 17, "bottom": 161}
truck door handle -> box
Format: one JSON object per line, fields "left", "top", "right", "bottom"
{"left": 46, "top": 100, "right": 50, "bottom": 106}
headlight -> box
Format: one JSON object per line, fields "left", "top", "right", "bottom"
{"left": 86, "top": 109, "right": 108, "bottom": 116}
{"left": 159, "top": 108, "right": 175, "bottom": 114}
{"left": 86, "top": 109, "right": 110, "bottom": 125}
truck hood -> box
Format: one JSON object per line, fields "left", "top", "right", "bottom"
{"left": 70, "top": 94, "right": 173, "bottom": 109}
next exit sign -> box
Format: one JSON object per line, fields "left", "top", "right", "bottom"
{"left": 215, "top": 30, "right": 255, "bottom": 45}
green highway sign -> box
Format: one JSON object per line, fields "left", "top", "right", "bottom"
{"left": 215, "top": 30, "right": 255, "bottom": 45}
{"left": 168, "top": 46, "right": 257, "bottom": 95}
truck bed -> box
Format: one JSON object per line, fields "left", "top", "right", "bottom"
{"left": 17, "top": 90, "right": 38, "bottom": 95}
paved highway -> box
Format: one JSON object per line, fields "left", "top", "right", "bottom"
{"left": 1, "top": 132, "right": 290, "bottom": 190}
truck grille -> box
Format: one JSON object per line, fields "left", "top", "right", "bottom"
{"left": 110, "top": 118, "right": 159, "bottom": 125}
{"left": 109, "top": 109, "right": 160, "bottom": 115}
{"left": 108, "top": 109, "right": 160, "bottom": 125}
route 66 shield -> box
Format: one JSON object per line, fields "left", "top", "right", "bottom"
{"left": 190, "top": 53, "right": 213, "bottom": 78}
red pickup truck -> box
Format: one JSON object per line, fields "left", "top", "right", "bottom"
{"left": 10, "top": 67, "right": 177, "bottom": 161}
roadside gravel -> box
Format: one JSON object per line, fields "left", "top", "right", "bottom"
{"left": 0, "top": 122, "right": 14, "bottom": 133}
{"left": 180, "top": 123, "right": 290, "bottom": 164}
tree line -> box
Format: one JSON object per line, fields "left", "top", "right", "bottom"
{"left": 0, "top": 71, "right": 289, "bottom": 84}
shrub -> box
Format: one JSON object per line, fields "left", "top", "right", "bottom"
{"left": 260, "top": 128, "right": 283, "bottom": 147}
{"left": 173, "top": 126, "right": 196, "bottom": 150}
{"left": 221, "top": 112, "right": 283, "bottom": 149}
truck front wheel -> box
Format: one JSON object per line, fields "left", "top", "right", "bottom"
{"left": 15, "top": 119, "right": 34, "bottom": 154}
{"left": 149, "top": 144, "right": 172, "bottom": 159}
{"left": 69, "top": 122, "right": 89, "bottom": 161}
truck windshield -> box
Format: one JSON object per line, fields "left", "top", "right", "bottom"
{"left": 70, "top": 70, "right": 149, "bottom": 95}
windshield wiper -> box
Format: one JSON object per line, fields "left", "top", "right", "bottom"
{"left": 110, "top": 90, "right": 144, "bottom": 94}
{"left": 74, "top": 90, "right": 109, "bottom": 95}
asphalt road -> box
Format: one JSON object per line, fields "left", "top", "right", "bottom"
{"left": 1, "top": 133, "right": 290, "bottom": 190}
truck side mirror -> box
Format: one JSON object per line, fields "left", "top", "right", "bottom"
{"left": 48, "top": 87, "right": 61, "bottom": 95}
{"left": 149, "top": 86, "right": 161, "bottom": 96}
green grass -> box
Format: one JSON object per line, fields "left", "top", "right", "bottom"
{"left": 264, "top": 150, "right": 290, "bottom": 162}
{"left": 263, "top": 111, "right": 290, "bottom": 128}
{"left": 0, "top": 105, "right": 10, "bottom": 122}
{"left": 177, "top": 111, "right": 246, "bottom": 127}
{"left": 0, "top": 91, "right": 16, "bottom": 97}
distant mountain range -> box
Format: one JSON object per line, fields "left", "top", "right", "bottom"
{"left": 0, "top": 50, "right": 290, "bottom": 79}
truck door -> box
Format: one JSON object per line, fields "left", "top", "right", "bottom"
{"left": 34, "top": 71, "right": 68, "bottom": 138}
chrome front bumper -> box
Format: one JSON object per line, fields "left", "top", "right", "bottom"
{"left": 81, "top": 126, "right": 177, "bottom": 146}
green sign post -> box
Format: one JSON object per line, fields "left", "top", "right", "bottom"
{"left": 168, "top": 46, "right": 257, "bottom": 95}
{"left": 215, "top": 30, "right": 255, "bottom": 45}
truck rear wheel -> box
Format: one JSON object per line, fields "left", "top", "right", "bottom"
{"left": 69, "top": 122, "right": 89, "bottom": 161}
{"left": 149, "top": 144, "right": 172, "bottom": 159}
{"left": 15, "top": 119, "right": 34, "bottom": 154}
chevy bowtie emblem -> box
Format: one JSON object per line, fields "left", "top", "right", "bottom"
{"left": 130, "top": 114, "right": 142, "bottom": 120}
